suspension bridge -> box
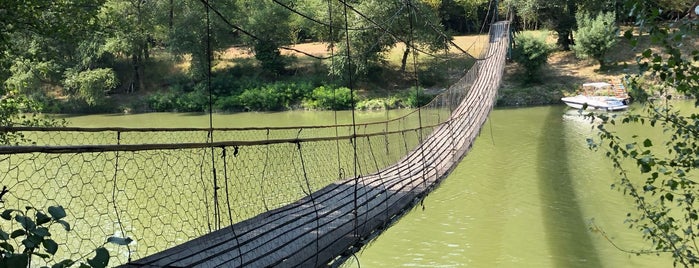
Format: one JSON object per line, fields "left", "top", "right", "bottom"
{"left": 0, "top": 5, "right": 510, "bottom": 268}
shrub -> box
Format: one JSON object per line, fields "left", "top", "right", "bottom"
{"left": 512, "top": 32, "right": 552, "bottom": 83}
{"left": 303, "top": 86, "right": 355, "bottom": 110}
{"left": 63, "top": 68, "right": 119, "bottom": 106}
{"left": 145, "top": 90, "right": 178, "bottom": 112}
{"left": 213, "top": 95, "right": 243, "bottom": 112}
{"left": 572, "top": 11, "right": 618, "bottom": 70}
{"left": 404, "top": 87, "right": 434, "bottom": 108}
{"left": 237, "top": 87, "right": 283, "bottom": 111}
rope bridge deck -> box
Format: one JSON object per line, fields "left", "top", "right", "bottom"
{"left": 0, "top": 22, "right": 509, "bottom": 267}
{"left": 126, "top": 21, "right": 510, "bottom": 267}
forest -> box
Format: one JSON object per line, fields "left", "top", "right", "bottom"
{"left": 0, "top": 0, "right": 694, "bottom": 114}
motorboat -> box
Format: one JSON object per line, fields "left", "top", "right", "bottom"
{"left": 561, "top": 82, "right": 630, "bottom": 111}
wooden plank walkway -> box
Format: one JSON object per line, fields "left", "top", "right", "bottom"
{"left": 123, "top": 21, "right": 510, "bottom": 268}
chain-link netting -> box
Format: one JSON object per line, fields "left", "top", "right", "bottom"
{"left": 0, "top": 20, "right": 509, "bottom": 268}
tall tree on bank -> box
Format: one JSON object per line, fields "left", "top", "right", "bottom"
{"left": 167, "top": 0, "right": 239, "bottom": 80}
{"left": 0, "top": 0, "right": 105, "bottom": 94}
{"left": 335, "top": 0, "right": 450, "bottom": 78}
{"left": 99, "top": 0, "right": 158, "bottom": 93}
{"left": 238, "top": 0, "right": 297, "bottom": 75}
{"left": 572, "top": 11, "right": 618, "bottom": 70}
{"left": 589, "top": 0, "right": 699, "bottom": 266}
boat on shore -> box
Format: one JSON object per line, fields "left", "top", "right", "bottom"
{"left": 561, "top": 82, "right": 630, "bottom": 111}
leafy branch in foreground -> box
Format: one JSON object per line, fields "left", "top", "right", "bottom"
{"left": 586, "top": 0, "right": 699, "bottom": 266}
{"left": 0, "top": 198, "right": 132, "bottom": 267}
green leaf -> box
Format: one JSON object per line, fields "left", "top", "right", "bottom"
{"left": 48, "top": 206, "right": 66, "bottom": 220}
{"left": 32, "top": 251, "right": 50, "bottom": 259}
{"left": 36, "top": 212, "right": 51, "bottom": 225}
{"left": 22, "top": 238, "right": 37, "bottom": 249}
{"left": 1, "top": 209, "right": 17, "bottom": 220}
{"left": 665, "top": 193, "right": 674, "bottom": 202}
{"left": 42, "top": 239, "right": 58, "bottom": 255}
{"left": 10, "top": 229, "right": 26, "bottom": 238}
{"left": 107, "top": 236, "right": 133, "bottom": 246}
{"left": 643, "top": 139, "right": 653, "bottom": 147}
{"left": 33, "top": 227, "right": 50, "bottom": 237}
{"left": 15, "top": 215, "right": 36, "bottom": 230}
{"left": 0, "top": 242, "right": 15, "bottom": 252}
{"left": 87, "top": 247, "right": 109, "bottom": 268}
{"left": 56, "top": 219, "right": 71, "bottom": 231}
{"left": 52, "top": 259, "right": 74, "bottom": 268}
{"left": 0, "top": 229, "right": 9, "bottom": 240}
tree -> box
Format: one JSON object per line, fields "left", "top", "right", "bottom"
{"left": 334, "top": 0, "right": 450, "bottom": 79}
{"left": 572, "top": 11, "right": 618, "bottom": 70}
{"left": 589, "top": 0, "right": 699, "bottom": 266}
{"left": 238, "top": 0, "right": 296, "bottom": 75}
{"left": 512, "top": 32, "right": 551, "bottom": 83}
{"left": 166, "top": 0, "right": 239, "bottom": 80}
{"left": 0, "top": 0, "right": 105, "bottom": 97}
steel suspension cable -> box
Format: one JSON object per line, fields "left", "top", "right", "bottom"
{"left": 203, "top": 0, "right": 221, "bottom": 230}
{"left": 221, "top": 146, "right": 243, "bottom": 267}
{"left": 406, "top": 0, "right": 427, "bottom": 190}
{"left": 341, "top": 0, "right": 360, "bottom": 241}
{"left": 328, "top": 0, "right": 342, "bottom": 180}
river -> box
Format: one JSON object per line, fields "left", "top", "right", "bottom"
{"left": 61, "top": 104, "right": 682, "bottom": 267}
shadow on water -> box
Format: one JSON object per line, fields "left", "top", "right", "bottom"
{"left": 537, "top": 106, "right": 602, "bottom": 267}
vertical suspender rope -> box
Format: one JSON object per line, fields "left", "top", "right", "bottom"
{"left": 222, "top": 146, "right": 243, "bottom": 267}
{"left": 111, "top": 131, "right": 132, "bottom": 262}
{"left": 341, "top": 0, "right": 360, "bottom": 240}
{"left": 406, "top": 0, "right": 427, "bottom": 189}
{"left": 204, "top": 0, "right": 220, "bottom": 230}
{"left": 328, "top": 0, "right": 343, "bottom": 180}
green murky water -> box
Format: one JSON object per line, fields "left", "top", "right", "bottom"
{"left": 61, "top": 104, "right": 686, "bottom": 267}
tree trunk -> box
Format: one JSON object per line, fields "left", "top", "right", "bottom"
{"left": 400, "top": 45, "right": 410, "bottom": 73}
{"left": 131, "top": 53, "right": 141, "bottom": 93}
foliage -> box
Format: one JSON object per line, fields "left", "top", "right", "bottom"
{"left": 0, "top": 91, "right": 63, "bottom": 145}
{"left": 303, "top": 86, "right": 355, "bottom": 110}
{"left": 404, "top": 87, "right": 435, "bottom": 108}
{"left": 572, "top": 11, "right": 619, "bottom": 70}
{"left": 0, "top": 203, "right": 132, "bottom": 268}
{"left": 239, "top": 0, "right": 296, "bottom": 75}
{"left": 3, "top": 59, "right": 58, "bottom": 98}
{"left": 512, "top": 32, "right": 552, "bottom": 82}
{"left": 331, "top": 0, "right": 451, "bottom": 78}
{"left": 356, "top": 96, "right": 403, "bottom": 110}
{"left": 63, "top": 69, "right": 119, "bottom": 106}
{"left": 237, "top": 81, "right": 314, "bottom": 111}
{"left": 588, "top": 0, "right": 699, "bottom": 266}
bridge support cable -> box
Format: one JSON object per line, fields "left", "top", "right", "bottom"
{"left": 221, "top": 146, "right": 244, "bottom": 267}
{"left": 203, "top": 0, "right": 221, "bottom": 231}
{"left": 340, "top": 0, "right": 361, "bottom": 243}
{"left": 111, "top": 131, "right": 132, "bottom": 262}
{"left": 296, "top": 142, "right": 321, "bottom": 267}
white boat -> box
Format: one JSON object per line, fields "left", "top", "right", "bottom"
{"left": 561, "top": 82, "right": 629, "bottom": 111}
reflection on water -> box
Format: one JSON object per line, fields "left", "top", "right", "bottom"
{"left": 342, "top": 104, "right": 676, "bottom": 268}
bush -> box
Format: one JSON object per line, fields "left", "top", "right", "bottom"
{"left": 213, "top": 95, "right": 243, "bottom": 112}
{"left": 404, "top": 87, "right": 434, "bottom": 108}
{"left": 512, "top": 32, "right": 552, "bottom": 83}
{"left": 63, "top": 68, "right": 119, "bottom": 106}
{"left": 303, "top": 86, "right": 355, "bottom": 110}
{"left": 237, "top": 87, "right": 283, "bottom": 111}
{"left": 572, "top": 11, "right": 618, "bottom": 70}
